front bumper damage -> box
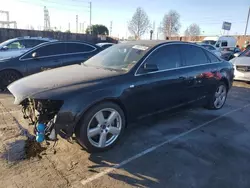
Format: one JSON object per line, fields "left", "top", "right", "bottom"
{"left": 21, "top": 98, "right": 64, "bottom": 143}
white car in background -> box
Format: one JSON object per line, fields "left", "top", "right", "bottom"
{"left": 230, "top": 48, "right": 250, "bottom": 82}
{"left": 0, "top": 36, "right": 57, "bottom": 59}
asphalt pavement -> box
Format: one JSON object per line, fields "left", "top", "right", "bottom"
{"left": 1, "top": 82, "right": 250, "bottom": 188}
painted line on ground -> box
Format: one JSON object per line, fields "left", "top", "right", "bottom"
{"left": 80, "top": 103, "right": 250, "bottom": 186}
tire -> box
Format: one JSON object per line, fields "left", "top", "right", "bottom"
{"left": 205, "top": 81, "right": 228, "bottom": 110}
{"left": 75, "top": 102, "right": 126, "bottom": 153}
{"left": 0, "top": 70, "right": 21, "bottom": 92}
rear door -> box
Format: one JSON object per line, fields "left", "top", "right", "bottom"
{"left": 21, "top": 43, "right": 66, "bottom": 75}
{"left": 179, "top": 44, "right": 220, "bottom": 102}
{"left": 22, "top": 39, "right": 49, "bottom": 50}
{"left": 63, "top": 42, "right": 99, "bottom": 67}
{"left": 128, "top": 44, "right": 188, "bottom": 117}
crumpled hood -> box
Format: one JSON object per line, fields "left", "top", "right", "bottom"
{"left": 8, "top": 64, "right": 123, "bottom": 104}
{"left": 230, "top": 56, "right": 250, "bottom": 66}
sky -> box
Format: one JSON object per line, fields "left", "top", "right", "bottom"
{"left": 0, "top": 0, "right": 249, "bottom": 39}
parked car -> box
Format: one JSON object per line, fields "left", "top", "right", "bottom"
{"left": 220, "top": 47, "right": 242, "bottom": 61}
{"left": 8, "top": 41, "right": 234, "bottom": 152}
{"left": 202, "top": 36, "right": 237, "bottom": 50}
{"left": 96, "top": 42, "right": 115, "bottom": 49}
{"left": 197, "top": 43, "right": 222, "bottom": 57}
{"left": 0, "top": 36, "right": 57, "bottom": 59}
{"left": 0, "top": 41, "right": 102, "bottom": 91}
{"left": 230, "top": 47, "right": 250, "bottom": 82}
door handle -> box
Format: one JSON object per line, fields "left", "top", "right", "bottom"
{"left": 179, "top": 76, "right": 187, "bottom": 80}
{"left": 41, "top": 67, "right": 52, "bottom": 71}
{"left": 187, "top": 76, "right": 195, "bottom": 80}
{"left": 211, "top": 69, "right": 217, "bottom": 73}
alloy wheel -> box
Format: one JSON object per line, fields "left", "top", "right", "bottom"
{"left": 87, "top": 108, "right": 122, "bottom": 148}
{"left": 214, "top": 85, "right": 227, "bottom": 109}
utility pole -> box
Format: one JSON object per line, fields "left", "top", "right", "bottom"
{"left": 76, "top": 15, "right": 78, "bottom": 33}
{"left": 89, "top": 2, "right": 92, "bottom": 34}
{"left": 110, "top": 21, "right": 112, "bottom": 36}
{"left": 152, "top": 21, "right": 155, "bottom": 40}
{"left": 244, "top": 7, "right": 250, "bottom": 36}
{"left": 82, "top": 22, "right": 85, "bottom": 33}
{"left": 68, "top": 22, "right": 70, "bottom": 32}
{"left": 169, "top": 17, "right": 172, "bottom": 39}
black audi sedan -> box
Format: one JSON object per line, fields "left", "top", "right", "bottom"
{"left": 8, "top": 40, "right": 234, "bottom": 152}
{"left": 0, "top": 41, "right": 102, "bottom": 90}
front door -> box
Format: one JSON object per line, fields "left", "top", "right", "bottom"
{"left": 124, "top": 44, "right": 188, "bottom": 118}
{"left": 20, "top": 43, "right": 66, "bottom": 75}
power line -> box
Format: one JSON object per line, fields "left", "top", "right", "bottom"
{"left": 16, "top": 0, "right": 90, "bottom": 12}
{"left": 41, "top": 0, "right": 90, "bottom": 8}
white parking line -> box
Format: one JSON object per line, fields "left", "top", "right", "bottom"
{"left": 80, "top": 104, "right": 250, "bottom": 186}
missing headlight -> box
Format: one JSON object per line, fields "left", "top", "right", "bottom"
{"left": 21, "top": 99, "right": 63, "bottom": 142}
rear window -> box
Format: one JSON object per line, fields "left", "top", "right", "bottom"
{"left": 205, "top": 50, "right": 221, "bottom": 62}
{"left": 180, "top": 44, "right": 210, "bottom": 66}
{"left": 65, "top": 43, "right": 96, "bottom": 53}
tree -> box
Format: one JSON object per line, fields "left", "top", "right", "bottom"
{"left": 85, "top": 24, "right": 109, "bottom": 35}
{"left": 161, "top": 10, "right": 181, "bottom": 38}
{"left": 128, "top": 7, "right": 150, "bottom": 39}
{"left": 184, "top": 23, "right": 201, "bottom": 41}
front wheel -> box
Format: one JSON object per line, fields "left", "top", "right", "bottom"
{"left": 75, "top": 102, "right": 126, "bottom": 153}
{"left": 205, "top": 82, "right": 228, "bottom": 110}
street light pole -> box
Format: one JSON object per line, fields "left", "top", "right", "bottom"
{"left": 244, "top": 7, "right": 250, "bottom": 36}
{"left": 89, "top": 1, "right": 92, "bottom": 34}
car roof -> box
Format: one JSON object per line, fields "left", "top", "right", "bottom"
{"left": 96, "top": 42, "right": 114, "bottom": 45}
{"left": 14, "top": 36, "right": 56, "bottom": 41}
{"left": 32, "top": 40, "right": 100, "bottom": 48}
{"left": 117, "top": 40, "right": 196, "bottom": 48}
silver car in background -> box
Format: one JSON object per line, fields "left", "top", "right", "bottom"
{"left": 96, "top": 42, "right": 115, "bottom": 49}
{"left": 0, "top": 36, "right": 57, "bottom": 59}
{"left": 230, "top": 48, "right": 250, "bottom": 82}
{"left": 197, "top": 43, "right": 222, "bottom": 57}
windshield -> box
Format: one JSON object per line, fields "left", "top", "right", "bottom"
{"left": 202, "top": 40, "right": 217, "bottom": 45}
{"left": 0, "top": 39, "right": 15, "bottom": 48}
{"left": 239, "top": 48, "right": 250, "bottom": 57}
{"left": 84, "top": 43, "right": 150, "bottom": 72}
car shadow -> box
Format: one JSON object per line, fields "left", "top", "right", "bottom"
{"left": 0, "top": 117, "right": 45, "bottom": 163}
{"left": 86, "top": 109, "right": 249, "bottom": 188}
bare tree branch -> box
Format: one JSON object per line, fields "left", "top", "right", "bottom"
{"left": 184, "top": 23, "right": 201, "bottom": 41}
{"left": 161, "top": 10, "right": 181, "bottom": 38}
{"left": 128, "top": 7, "right": 150, "bottom": 39}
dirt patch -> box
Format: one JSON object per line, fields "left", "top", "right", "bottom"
{"left": 25, "top": 138, "right": 47, "bottom": 159}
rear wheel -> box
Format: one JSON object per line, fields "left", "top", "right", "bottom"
{"left": 0, "top": 70, "right": 21, "bottom": 92}
{"left": 75, "top": 102, "right": 126, "bottom": 153}
{"left": 205, "top": 81, "right": 228, "bottom": 110}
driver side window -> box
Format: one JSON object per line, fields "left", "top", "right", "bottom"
{"left": 138, "top": 44, "right": 182, "bottom": 74}
{"left": 22, "top": 43, "right": 66, "bottom": 59}
{"left": 7, "top": 40, "right": 25, "bottom": 50}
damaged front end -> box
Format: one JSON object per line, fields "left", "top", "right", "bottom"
{"left": 21, "top": 98, "right": 63, "bottom": 143}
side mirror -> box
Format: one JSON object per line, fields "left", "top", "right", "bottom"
{"left": 143, "top": 63, "right": 159, "bottom": 72}
{"left": 1, "top": 46, "right": 8, "bottom": 51}
{"left": 32, "top": 52, "right": 38, "bottom": 58}
{"left": 234, "top": 52, "right": 241, "bottom": 57}
{"left": 216, "top": 44, "right": 220, "bottom": 48}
